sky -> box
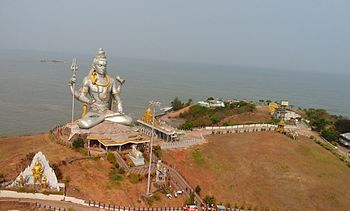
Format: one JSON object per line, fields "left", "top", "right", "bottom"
{"left": 0, "top": 0, "right": 349, "bottom": 73}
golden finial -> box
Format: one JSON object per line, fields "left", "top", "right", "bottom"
{"left": 142, "top": 107, "right": 153, "bottom": 124}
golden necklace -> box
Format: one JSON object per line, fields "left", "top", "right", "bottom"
{"left": 90, "top": 72, "right": 111, "bottom": 87}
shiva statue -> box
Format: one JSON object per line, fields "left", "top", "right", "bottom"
{"left": 69, "top": 48, "right": 132, "bottom": 128}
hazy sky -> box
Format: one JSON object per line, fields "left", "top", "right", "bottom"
{"left": 1, "top": 0, "right": 349, "bottom": 73}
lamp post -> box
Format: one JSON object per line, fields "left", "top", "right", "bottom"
{"left": 70, "top": 58, "right": 78, "bottom": 123}
{"left": 146, "top": 100, "right": 161, "bottom": 196}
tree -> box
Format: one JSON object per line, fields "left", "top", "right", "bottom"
{"left": 171, "top": 97, "right": 184, "bottom": 111}
{"left": 185, "top": 98, "right": 193, "bottom": 106}
{"left": 335, "top": 118, "right": 350, "bottom": 133}
{"left": 207, "top": 97, "right": 214, "bottom": 101}
{"left": 194, "top": 185, "right": 201, "bottom": 195}
{"left": 321, "top": 129, "right": 339, "bottom": 142}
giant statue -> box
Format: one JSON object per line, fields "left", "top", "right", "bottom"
{"left": 69, "top": 48, "right": 132, "bottom": 128}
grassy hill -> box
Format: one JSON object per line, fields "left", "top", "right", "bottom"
{"left": 162, "top": 132, "right": 350, "bottom": 210}
{"left": 0, "top": 133, "right": 184, "bottom": 207}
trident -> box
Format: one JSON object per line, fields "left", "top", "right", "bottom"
{"left": 70, "top": 58, "right": 78, "bottom": 123}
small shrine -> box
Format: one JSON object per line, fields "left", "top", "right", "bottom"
{"left": 128, "top": 144, "right": 145, "bottom": 166}
{"left": 276, "top": 120, "right": 286, "bottom": 134}
{"left": 155, "top": 160, "right": 168, "bottom": 183}
{"left": 138, "top": 107, "right": 180, "bottom": 142}
{"left": 8, "top": 152, "right": 65, "bottom": 192}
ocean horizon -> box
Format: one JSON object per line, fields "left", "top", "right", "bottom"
{"left": 0, "top": 49, "right": 349, "bottom": 136}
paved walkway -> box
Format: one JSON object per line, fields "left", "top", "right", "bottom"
{"left": 129, "top": 164, "right": 156, "bottom": 175}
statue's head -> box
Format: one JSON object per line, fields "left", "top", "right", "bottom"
{"left": 93, "top": 48, "right": 108, "bottom": 75}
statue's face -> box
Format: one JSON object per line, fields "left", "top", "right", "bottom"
{"left": 94, "top": 60, "right": 107, "bottom": 75}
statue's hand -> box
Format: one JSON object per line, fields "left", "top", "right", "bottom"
{"left": 116, "top": 76, "right": 125, "bottom": 85}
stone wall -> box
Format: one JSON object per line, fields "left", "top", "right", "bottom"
{"left": 0, "top": 190, "right": 64, "bottom": 201}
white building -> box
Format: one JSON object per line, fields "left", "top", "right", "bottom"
{"left": 274, "top": 109, "right": 301, "bottom": 121}
{"left": 197, "top": 100, "right": 225, "bottom": 108}
{"left": 339, "top": 133, "right": 350, "bottom": 148}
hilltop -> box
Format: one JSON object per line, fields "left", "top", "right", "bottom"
{"left": 162, "top": 132, "right": 350, "bottom": 210}
{"left": 0, "top": 133, "right": 184, "bottom": 207}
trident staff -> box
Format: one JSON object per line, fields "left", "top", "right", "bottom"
{"left": 70, "top": 58, "right": 78, "bottom": 123}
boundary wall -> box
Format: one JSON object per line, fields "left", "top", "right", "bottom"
{"left": 205, "top": 124, "right": 278, "bottom": 134}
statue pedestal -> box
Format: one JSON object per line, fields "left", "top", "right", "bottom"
{"left": 128, "top": 154, "right": 145, "bottom": 166}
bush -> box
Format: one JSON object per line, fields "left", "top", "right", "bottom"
{"left": 72, "top": 137, "right": 84, "bottom": 149}
{"left": 204, "top": 195, "right": 216, "bottom": 205}
{"left": 179, "top": 120, "right": 194, "bottom": 130}
{"left": 194, "top": 185, "right": 201, "bottom": 195}
{"left": 210, "top": 114, "right": 221, "bottom": 124}
{"left": 185, "top": 192, "right": 195, "bottom": 205}
{"left": 109, "top": 168, "right": 124, "bottom": 188}
{"left": 106, "top": 152, "right": 118, "bottom": 167}
{"left": 153, "top": 145, "right": 162, "bottom": 158}
{"left": 128, "top": 173, "right": 142, "bottom": 184}
{"left": 118, "top": 167, "right": 126, "bottom": 175}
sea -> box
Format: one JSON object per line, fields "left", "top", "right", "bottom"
{"left": 0, "top": 49, "right": 349, "bottom": 136}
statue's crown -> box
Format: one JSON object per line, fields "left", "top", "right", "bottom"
{"left": 95, "top": 48, "right": 106, "bottom": 61}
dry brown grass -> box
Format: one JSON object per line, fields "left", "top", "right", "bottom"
{"left": 163, "top": 132, "right": 350, "bottom": 211}
{"left": 0, "top": 133, "right": 184, "bottom": 207}
{"left": 220, "top": 105, "right": 272, "bottom": 125}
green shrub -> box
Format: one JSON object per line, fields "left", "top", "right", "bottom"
{"left": 204, "top": 195, "right": 216, "bottom": 205}
{"left": 72, "top": 137, "right": 84, "bottom": 149}
{"left": 128, "top": 173, "right": 142, "bottom": 184}
{"left": 179, "top": 120, "right": 194, "bottom": 130}
{"left": 185, "top": 192, "right": 195, "bottom": 205}
{"left": 153, "top": 145, "right": 162, "bottom": 158}
{"left": 106, "top": 152, "right": 117, "bottom": 166}
{"left": 210, "top": 114, "right": 221, "bottom": 124}
{"left": 194, "top": 185, "right": 201, "bottom": 195}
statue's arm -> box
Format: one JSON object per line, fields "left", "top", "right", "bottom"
{"left": 111, "top": 79, "right": 123, "bottom": 113}
{"left": 68, "top": 77, "right": 95, "bottom": 104}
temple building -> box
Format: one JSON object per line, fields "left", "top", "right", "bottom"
{"left": 62, "top": 121, "right": 150, "bottom": 153}
{"left": 137, "top": 107, "right": 180, "bottom": 142}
